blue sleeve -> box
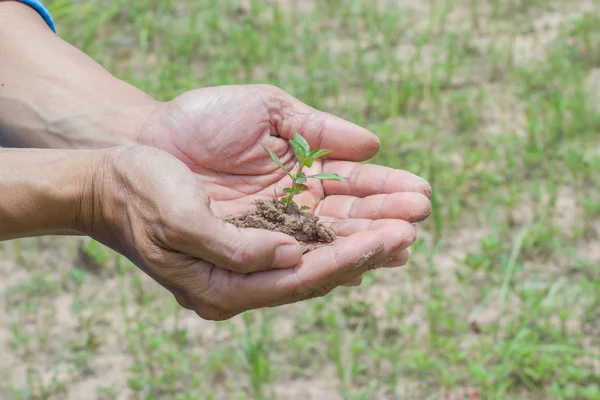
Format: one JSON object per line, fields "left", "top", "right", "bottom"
{"left": 17, "top": 0, "right": 56, "bottom": 33}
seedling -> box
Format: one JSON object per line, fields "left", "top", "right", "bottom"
{"left": 260, "top": 131, "right": 347, "bottom": 209}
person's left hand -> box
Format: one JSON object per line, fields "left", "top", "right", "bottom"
{"left": 137, "top": 84, "right": 432, "bottom": 284}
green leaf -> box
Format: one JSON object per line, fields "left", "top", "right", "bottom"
{"left": 300, "top": 205, "right": 311, "bottom": 211}
{"left": 308, "top": 172, "right": 348, "bottom": 182}
{"left": 303, "top": 157, "right": 314, "bottom": 168}
{"left": 283, "top": 188, "right": 294, "bottom": 195}
{"left": 294, "top": 183, "right": 309, "bottom": 192}
{"left": 296, "top": 175, "right": 307, "bottom": 184}
{"left": 289, "top": 140, "right": 307, "bottom": 165}
{"left": 310, "top": 149, "right": 332, "bottom": 159}
{"left": 259, "top": 141, "right": 291, "bottom": 177}
{"left": 293, "top": 131, "right": 311, "bottom": 154}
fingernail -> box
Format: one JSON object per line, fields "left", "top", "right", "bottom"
{"left": 419, "top": 181, "right": 433, "bottom": 199}
{"left": 273, "top": 243, "right": 302, "bottom": 269}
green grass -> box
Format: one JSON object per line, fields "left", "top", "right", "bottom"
{"left": 1, "top": 0, "right": 599, "bottom": 399}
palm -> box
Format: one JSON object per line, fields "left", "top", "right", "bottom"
{"left": 141, "top": 84, "right": 432, "bottom": 225}
{"left": 143, "top": 85, "right": 327, "bottom": 216}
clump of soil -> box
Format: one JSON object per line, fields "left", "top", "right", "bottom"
{"left": 224, "top": 200, "right": 336, "bottom": 254}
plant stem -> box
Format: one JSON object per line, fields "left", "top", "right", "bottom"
{"left": 284, "top": 164, "right": 303, "bottom": 208}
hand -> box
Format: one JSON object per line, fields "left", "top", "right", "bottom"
{"left": 137, "top": 84, "right": 432, "bottom": 266}
{"left": 139, "top": 85, "right": 431, "bottom": 215}
{"left": 90, "top": 146, "right": 423, "bottom": 320}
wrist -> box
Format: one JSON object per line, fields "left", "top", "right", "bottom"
{"left": 0, "top": 148, "right": 106, "bottom": 240}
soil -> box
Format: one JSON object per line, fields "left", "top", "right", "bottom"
{"left": 223, "top": 200, "right": 336, "bottom": 254}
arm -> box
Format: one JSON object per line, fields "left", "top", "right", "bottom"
{"left": 0, "top": 148, "right": 100, "bottom": 240}
{"left": 0, "top": 0, "right": 158, "bottom": 149}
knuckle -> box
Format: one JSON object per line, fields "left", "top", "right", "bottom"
{"left": 227, "top": 245, "right": 256, "bottom": 271}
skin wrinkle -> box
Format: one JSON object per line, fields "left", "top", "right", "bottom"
{"left": 200, "top": 92, "right": 221, "bottom": 114}
{"left": 0, "top": 97, "right": 52, "bottom": 147}
{"left": 154, "top": 107, "right": 199, "bottom": 170}
{"left": 132, "top": 101, "right": 161, "bottom": 146}
{"left": 198, "top": 144, "right": 295, "bottom": 199}
{"left": 259, "top": 85, "right": 290, "bottom": 136}
{"left": 204, "top": 263, "right": 216, "bottom": 298}
{"left": 173, "top": 97, "right": 210, "bottom": 146}
{"left": 230, "top": 137, "right": 292, "bottom": 175}
{"left": 229, "top": 172, "right": 264, "bottom": 198}
{"left": 346, "top": 162, "right": 364, "bottom": 194}
{"left": 379, "top": 194, "right": 391, "bottom": 220}
{"left": 380, "top": 168, "right": 396, "bottom": 194}
{"left": 170, "top": 99, "right": 208, "bottom": 158}
{"left": 209, "top": 196, "right": 227, "bottom": 216}
{"left": 345, "top": 196, "right": 360, "bottom": 219}
{"left": 288, "top": 267, "right": 303, "bottom": 303}
{"left": 95, "top": 157, "right": 129, "bottom": 253}
{"left": 212, "top": 95, "right": 252, "bottom": 145}
{"left": 312, "top": 113, "right": 329, "bottom": 151}
{"left": 166, "top": 134, "right": 294, "bottom": 199}
{"left": 202, "top": 180, "right": 251, "bottom": 200}
{"left": 229, "top": 140, "right": 291, "bottom": 194}
{"left": 206, "top": 97, "right": 261, "bottom": 158}
{"left": 269, "top": 91, "right": 317, "bottom": 142}
{"left": 313, "top": 199, "right": 324, "bottom": 216}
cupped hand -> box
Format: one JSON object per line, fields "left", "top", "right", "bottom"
{"left": 90, "top": 146, "right": 422, "bottom": 320}
{"left": 139, "top": 85, "right": 432, "bottom": 219}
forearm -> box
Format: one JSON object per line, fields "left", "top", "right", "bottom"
{"left": 0, "top": 148, "right": 100, "bottom": 240}
{"left": 0, "top": 1, "right": 159, "bottom": 149}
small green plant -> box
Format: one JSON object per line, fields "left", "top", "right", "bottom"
{"left": 260, "top": 131, "right": 347, "bottom": 209}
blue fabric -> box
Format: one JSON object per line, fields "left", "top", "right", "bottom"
{"left": 18, "top": 0, "right": 55, "bottom": 33}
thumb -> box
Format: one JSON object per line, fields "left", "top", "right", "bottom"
{"left": 170, "top": 211, "right": 304, "bottom": 273}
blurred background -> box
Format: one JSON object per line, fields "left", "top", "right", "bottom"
{"left": 1, "top": 0, "right": 599, "bottom": 399}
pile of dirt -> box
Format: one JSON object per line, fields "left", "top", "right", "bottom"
{"left": 224, "top": 200, "right": 336, "bottom": 254}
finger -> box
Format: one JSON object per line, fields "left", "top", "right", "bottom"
{"left": 333, "top": 248, "right": 411, "bottom": 291}
{"left": 324, "top": 218, "right": 416, "bottom": 250}
{"left": 265, "top": 86, "right": 380, "bottom": 161}
{"left": 383, "top": 248, "right": 411, "bottom": 268}
{"left": 341, "top": 276, "right": 363, "bottom": 287}
{"left": 170, "top": 213, "right": 303, "bottom": 274}
{"left": 202, "top": 231, "right": 387, "bottom": 313}
{"left": 316, "top": 193, "right": 431, "bottom": 223}
{"left": 322, "top": 160, "right": 432, "bottom": 199}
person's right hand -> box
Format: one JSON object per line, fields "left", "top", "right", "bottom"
{"left": 88, "top": 146, "right": 417, "bottom": 320}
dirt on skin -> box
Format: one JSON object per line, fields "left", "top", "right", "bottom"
{"left": 223, "top": 200, "right": 336, "bottom": 254}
